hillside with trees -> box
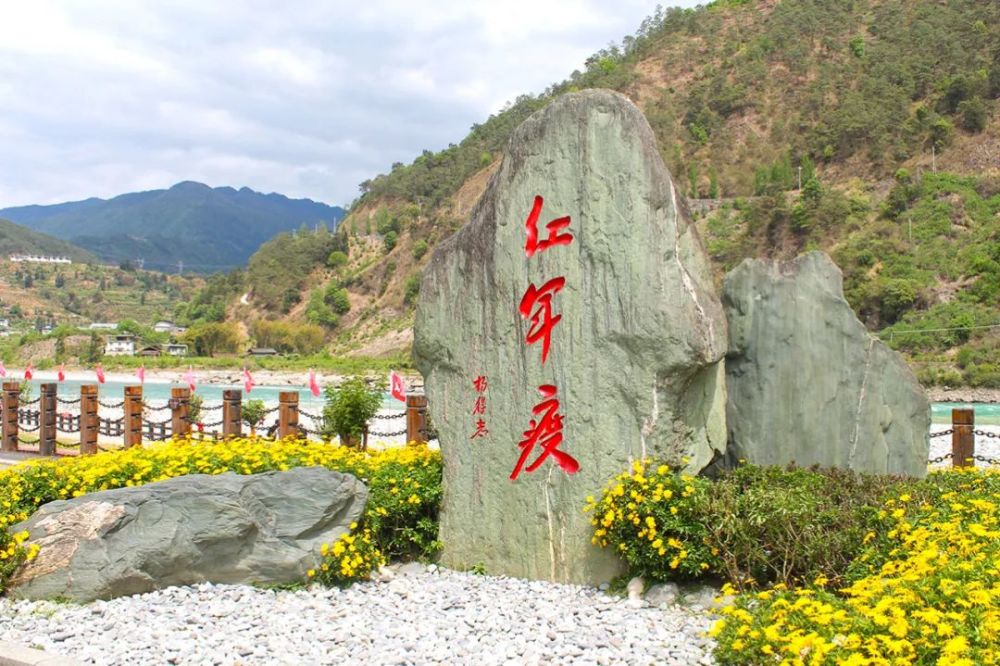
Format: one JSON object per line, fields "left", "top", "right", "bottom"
{"left": 0, "top": 218, "right": 95, "bottom": 262}
{"left": 187, "top": 0, "right": 1000, "bottom": 385}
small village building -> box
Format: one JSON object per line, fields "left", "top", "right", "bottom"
{"left": 104, "top": 334, "right": 136, "bottom": 356}
{"left": 89, "top": 322, "right": 118, "bottom": 331}
{"left": 153, "top": 321, "right": 174, "bottom": 334}
{"left": 165, "top": 343, "right": 188, "bottom": 357}
{"left": 246, "top": 347, "right": 279, "bottom": 357}
{"left": 138, "top": 345, "right": 162, "bottom": 357}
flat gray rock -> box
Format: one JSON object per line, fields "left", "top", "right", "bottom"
{"left": 9, "top": 467, "right": 367, "bottom": 601}
{"left": 723, "top": 251, "right": 930, "bottom": 476}
{"left": 414, "top": 90, "right": 728, "bottom": 585}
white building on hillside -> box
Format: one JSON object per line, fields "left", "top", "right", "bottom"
{"left": 9, "top": 255, "right": 72, "bottom": 264}
{"left": 104, "top": 334, "right": 136, "bottom": 356}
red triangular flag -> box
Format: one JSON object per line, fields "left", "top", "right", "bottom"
{"left": 308, "top": 369, "right": 321, "bottom": 397}
{"left": 135, "top": 365, "right": 145, "bottom": 384}
{"left": 389, "top": 370, "right": 407, "bottom": 403}
{"left": 243, "top": 367, "right": 255, "bottom": 394}
{"left": 184, "top": 366, "right": 196, "bottom": 393}
{"left": 0, "top": 361, "right": 6, "bottom": 378}
{"left": 95, "top": 364, "right": 105, "bottom": 384}
{"left": 24, "top": 363, "right": 33, "bottom": 381}
{"left": 57, "top": 364, "right": 66, "bottom": 382}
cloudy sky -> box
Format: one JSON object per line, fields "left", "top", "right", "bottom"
{"left": 0, "top": 1, "right": 701, "bottom": 209}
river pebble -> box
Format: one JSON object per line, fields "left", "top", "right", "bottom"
{"left": 0, "top": 567, "right": 716, "bottom": 665}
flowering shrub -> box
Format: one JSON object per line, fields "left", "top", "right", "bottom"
{"left": 711, "top": 468, "right": 1000, "bottom": 665}
{"left": 584, "top": 460, "right": 719, "bottom": 580}
{"left": 587, "top": 460, "right": 916, "bottom": 590}
{"left": 309, "top": 523, "right": 387, "bottom": 586}
{"left": 0, "top": 437, "right": 441, "bottom": 593}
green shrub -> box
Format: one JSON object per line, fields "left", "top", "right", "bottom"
{"left": 321, "top": 376, "right": 385, "bottom": 447}
{"left": 242, "top": 398, "right": 266, "bottom": 430}
{"left": 412, "top": 240, "right": 429, "bottom": 260}
{"left": 588, "top": 461, "right": 921, "bottom": 591}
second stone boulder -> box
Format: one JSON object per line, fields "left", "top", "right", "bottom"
{"left": 723, "top": 251, "right": 930, "bottom": 477}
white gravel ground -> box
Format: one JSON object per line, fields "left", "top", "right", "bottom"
{"left": 0, "top": 567, "right": 716, "bottom": 666}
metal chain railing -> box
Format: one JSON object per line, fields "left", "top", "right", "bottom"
{"left": 973, "top": 429, "right": 998, "bottom": 439}
{"left": 370, "top": 412, "right": 406, "bottom": 421}
{"left": 56, "top": 396, "right": 81, "bottom": 406}
{"left": 98, "top": 399, "right": 125, "bottom": 409}
{"left": 368, "top": 427, "right": 408, "bottom": 437}
{"left": 929, "top": 429, "right": 954, "bottom": 439}
{"left": 928, "top": 452, "right": 953, "bottom": 465}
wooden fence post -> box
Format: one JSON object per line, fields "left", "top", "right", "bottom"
{"left": 1, "top": 382, "right": 19, "bottom": 452}
{"left": 39, "top": 383, "right": 57, "bottom": 456}
{"left": 278, "top": 392, "right": 299, "bottom": 439}
{"left": 223, "top": 390, "right": 242, "bottom": 438}
{"left": 80, "top": 385, "right": 99, "bottom": 455}
{"left": 406, "top": 391, "right": 428, "bottom": 443}
{"left": 171, "top": 387, "right": 191, "bottom": 438}
{"left": 124, "top": 386, "right": 143, "bottom": 448}
{"left": 952, "top": 408, "right": 975, "bottom": 468}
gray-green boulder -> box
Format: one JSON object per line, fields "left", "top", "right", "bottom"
{"left": 723, "top": 251, "right": 929, "bottom": 476}
{"left": 413, "top": 89, "right": 728, "bottom": 585}
{"left": 9, "top": 467, "right": 366, "bottom": 601}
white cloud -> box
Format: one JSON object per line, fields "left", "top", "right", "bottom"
{"left": 0, "top": 0, "right": 702, "bottom": 209}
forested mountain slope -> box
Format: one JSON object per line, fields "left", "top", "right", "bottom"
{"left": 194, "top": 0, "right": 1000, "bottom": 385}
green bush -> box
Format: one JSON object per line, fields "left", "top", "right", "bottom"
{"left": 242, "top": 398, "right": 266, "bottom": 430}
{"left": 321, "top": 376, "right": 386, "bottom": 447}
{"left": 412, "top": 240, "right": 429, "bottom": 260}
{"left": 588, "top": 461, "right": 922, "bottom": 591}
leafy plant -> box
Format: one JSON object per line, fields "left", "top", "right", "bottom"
{"left": 242, "top": 398, "right": 266, "bottom": 432}
{"left": 321, "top": 376, "right": 386, "bottom": 448}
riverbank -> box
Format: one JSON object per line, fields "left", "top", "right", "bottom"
{"left": 925, "top": 386, "right": 1000, "bottom": 404}
{"left": 21, "top": 368, "right": 422, "bottom": 389}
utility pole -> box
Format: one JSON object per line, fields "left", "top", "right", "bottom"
{"left": 797, "top": 166, "right": 802, "bottom": 190}
{"left": 932, "top": 145, "right": 937, "bottom": 172}
{"left": 177, "top": 260, "right": 184, "bottom": 275}
{"left": 908, "top": 217, "right": 913, "bottom": 247}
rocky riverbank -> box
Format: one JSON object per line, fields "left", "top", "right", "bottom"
{"left": 925, "top": 386, "right": 1000, "bottom": 404}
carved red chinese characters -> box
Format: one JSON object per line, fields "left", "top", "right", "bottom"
{"left": 524, "top": 195, "right": 573, "bottom": 258}
{"left": 518, "top": 277, "right": 565, "bottom": 365}
{"left": 513, "top": 195, "right": 578, "bottom": 478}
{"left": 510, "top": 385, "right": 579, "bottom": 480}
{"left": 470, "top": 375, "right": 489, "bottom": 439}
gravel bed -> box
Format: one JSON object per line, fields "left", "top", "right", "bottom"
{"left": 0, "top": 567, "right": 716, "bottom": 666}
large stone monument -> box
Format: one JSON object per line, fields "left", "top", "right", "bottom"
{"left": 414, "top": 90, "right": 728, "bottom": 584}
{"left": 723, "top": 252, "right": 930, "bottom": 477}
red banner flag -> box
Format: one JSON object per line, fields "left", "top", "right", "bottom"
{"left": 389, "top": 371, "right": 407, "bottom": 403}
{"left": 0, "top": 361, "right": 6, "bottom": 378}
{"left": 184, "top": 367, "right": 196, "bottom": 393}
{"left": 57, "top": 364, "right": 66, "bottom": 382}
{"left": 135, "top": 365, "right": 145, "bottom": 384}
{"left": 243, "top": 367, "right": 255, "bottom": 394}
{"left": 308, "top": 369, "right": 321, "bottom": 397}
{"left": 95, "top": 364, "right": 105, "bottom": 384}
{"left": 24, "top": 363, "right": 33, "bottom": 380}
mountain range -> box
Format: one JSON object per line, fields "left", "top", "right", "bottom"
{"left": 0, "top": 182, "right": 345, "bottom": 272}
